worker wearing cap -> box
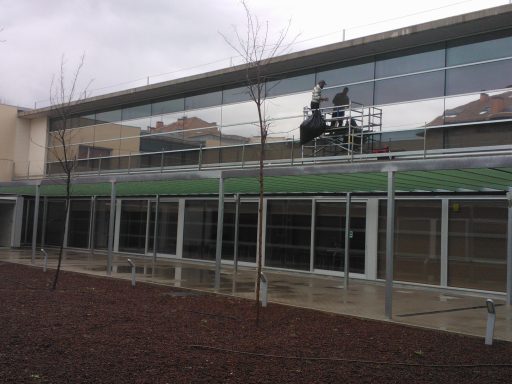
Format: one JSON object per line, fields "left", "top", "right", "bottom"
{"left": 310, "top": 80, "right": 328, "bottom": 110}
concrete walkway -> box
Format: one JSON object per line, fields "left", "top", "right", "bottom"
{"left": 2, "top": 248, "right": 511, "bottom": 343}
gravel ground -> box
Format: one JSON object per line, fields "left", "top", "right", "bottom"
{"left": 1, "top": 261, "right": 512, "bottom": 383}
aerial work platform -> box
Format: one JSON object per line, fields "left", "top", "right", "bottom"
{"left": 300, "top": 101, "right": 383, "bottom": 157}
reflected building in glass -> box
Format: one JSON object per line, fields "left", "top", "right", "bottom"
{"left": 2, "top": 4, "right": 512, "bottom": 294}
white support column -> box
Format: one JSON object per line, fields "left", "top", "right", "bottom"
{"left": 344, "top": 192, "right": 351, "bottom": 289}
{"left": 233, "top": 194, "right": 240, "bottom": 274}
{"left": 31, "top": 184, "right": 40, "bottom": 264}
{"left": 107, "top": 181, "right": 116, "bottom": 276}
{"left": 214, "top": 176, "right": 224, "bottom": 290}
{"left": 440, "top": 199, "right": 449, "bottom": 287}
{"left": 152, "top": 195, "right": 160, "bottom": 274}
{"left": 385, "top": 170, "right": 395, "bottom": 319}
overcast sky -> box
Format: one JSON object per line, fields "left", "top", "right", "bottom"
{"left": 0, "top": 0, "right": 508, "bottom": 108}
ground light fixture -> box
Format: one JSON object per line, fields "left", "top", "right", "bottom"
{"left": 485, "top": 298, "right": 496, "bottom": 345}
{"left": 127, "top": 258, "right": 136, "bottom": 288}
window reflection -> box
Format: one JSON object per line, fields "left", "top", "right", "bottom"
{"left": 323, "top": 82, "right": 374, "bottom": 108}
{"left": 265, "top": 92, "right": 309, "bottom": 139}
{"left": 316, "top": 60, "right": 374, "bottom": 85}
{"left": 152, "top": 98, "right": 184, "bottom": 115}
{"left": 447, "top": 30, "right": 512, "bottom": 66}
{"left": 446, "top": 59, "right": 512, "bottom": 95}
{"left": 375, "top": 71, "right": 444, "bottom": 105}
{"left": 185, "top": 91, "right": 222, "bottom": 110}
{"left": 122, "top": 104, "right": 151, "bottom": 120}
{"left": 448, "top": 200, "right": 507, "bottom": 292}
{"left": 223, "top": 85, "right": 252, "bottom": 104}
{"left": 379, "top": 98, "right": 445, "bottom": 131}
{"left": 378, "top": 200, "right": 441, "bottom": 285}
{"left": 265, "top": 73, "right": 315, "bottom": 98}
{"left": 376, "top": 44, "right": 445, "bottom": 78}
{"left": 442, "top": 89, "right": 512, "bottom": 125}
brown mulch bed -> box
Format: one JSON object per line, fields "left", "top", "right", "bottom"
{"left": 1, "top": 262, "right": 512, "bottom": 383}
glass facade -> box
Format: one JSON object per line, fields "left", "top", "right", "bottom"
{"left": 46, "top": 28, "right": 512, "bottom": 174}
{"left": 118, "top": 200, "right": 148, "bottom": 254}
{"left": 448, "top": 200, "right": 507, "bottom": 292}
{"left": 265, "top": 200, "right": 312, "bottom": 271}
{"left": 148, "top": 201, "right": 179, "bottom": 255}
{"left": 313, "top": 201, "right": 366, "bottom": 273}
{"left": 67, "top": 200, "right": 91, "bottom": 248}
{"left": 378, "top": 200, "right": 441, "bottom": 285}
{"left": 182, "top": 200, "right": 218, "bottom": 260}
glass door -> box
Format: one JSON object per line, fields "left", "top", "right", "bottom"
{"left": 313, "top": 201, "right": 366, "bottom": 274}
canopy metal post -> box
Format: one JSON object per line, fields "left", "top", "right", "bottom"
{"left": 507, "top": 188, "right": 512, "bottom": 305}
{"left": 385, "top": 170, "right": 395, "bottom": 319}
{"left": 152, "top": 194, "right": 160, "bottom": 277}
{"left": 31, "top": 184, "right": 40, "bottom": 264}
{"left": 344, "top": 192, "right": 351, "bottom": 289}
{"left": 107, "top": 181, "right": 116, "bottom": 276}
{"left": 233, "top": 193, "right": 240, "bottom": 275}
{"left": 89, "top": 196, "right": 96, "bottom": 253}
{"left": 214, "top": 176, "right": 224, "bottom": 290}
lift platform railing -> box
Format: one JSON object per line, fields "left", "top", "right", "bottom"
{"left": 301, "top": 101, "right": 383, "bottom": 159}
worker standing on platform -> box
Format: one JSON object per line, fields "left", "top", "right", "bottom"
{"left": 310, "top": 80, "right": 328, "bottom": 110}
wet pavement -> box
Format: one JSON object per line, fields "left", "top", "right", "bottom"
{"left": 1, "top": 247, "right": 511, "bottom": 343}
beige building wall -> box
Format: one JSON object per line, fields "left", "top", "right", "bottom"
{"left": 0, "top": 104, "right": 18, "bottom": 181}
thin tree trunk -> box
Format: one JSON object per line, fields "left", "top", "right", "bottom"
{"left": 51, "top": 171, "right": 71, "bottom": 290}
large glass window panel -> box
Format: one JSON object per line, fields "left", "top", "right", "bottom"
{"left": 67, "top": 200, "right": 91, "bottom": 248}
{"left": 377, "top": 200, "right": 441, "bottom": 285}
{"left": 79, "top": 113, "right": 96, "bottom": 127}
{"left": 446, "top": 59, "right": 512, "bottom": 96}
{"left": 185, "top": 91, "right": 222, "bottom": 110}
{"left": 447, "top": 30, "right": 512, "bottom": 66}
{"left": 322, "top": 82, "right": 374, "bottom": 108}
{"left": 223, "top": 85, "right": 252, "bottom": 104}
{"left": 443, "top": 89, "right": 512, "bottom": 125}
{"left": 182, "top": 200, "right": 218, "bottom": 261}
{"left": 148, "top": 201, "right": 179, "bottom": 255}
{"left": 265, "top": 92, "right": 310, "bottom": 140}
{"left": 93, "top": 199, "right": 111, "bottom": 250}
{"left": 20, "top": 198, "right": 44, "bottom": 246}
{"left": 152, "top": 98, "right": 185, "bottom": 115}
{"left": 119, "top": 130, "right": 141, "bottom": 156}
{"left": 162, "top": 107, "right": 223, "bottom": 148}
{"left": 265, "top": 200, "right": 312, "bottom": 271}
{"left": 314, "top": 202, "right": 366, "bottom": 274}
{"left": 448, "top": 200, "right": 506, "bottom": 292}
{"left": 265, "top": 73, "right": 315, "bottom": 98}
{"left": 221, "top": 101, "right": 261, "bottom": 146}
{"left": 118, "top": 200, "right": 148, "bottom": 254}
{"left": 220, "top": 201, "right": 259, "bottom": 262}
{"left": 316, "top": 60, "right": 375, "bottom": 85}
{"left": 44, "top": 200, "right": 66, "bottom": 246}
{"left": 379, "top": 98, "right": 445, "bottom": 131}
{"left": 238, "top": 201, "right": 258, "bottom": 263}
{"left": 96, "top": 109, "right": 122, "bottom": 124}
{"left": 376, "top": 44, "right": 445, "bottom": 78}
{"left": 375, "top": 71, "right": 445, "bottom": 105}
{"left": 122, "top": 104, "right": 151, "bottom": 120}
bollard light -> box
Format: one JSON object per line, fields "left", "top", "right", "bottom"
{"left": 127, "top": 258, "right": 136, "bottom": 288}
{"left": 41, "top": 248, "right": 48, "bottom": 273}
{"left": 485, "top": 298, "right": 496, "bottom": 346}
{"left": 259, "top": 273, "right": 268, "bottom": 307}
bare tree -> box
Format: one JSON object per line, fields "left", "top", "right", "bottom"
{"left": 48, "top": 54, "right": 92, "bottom": 290}
{"left": 221, "top": 0, "right": 296, "bottom": 324}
